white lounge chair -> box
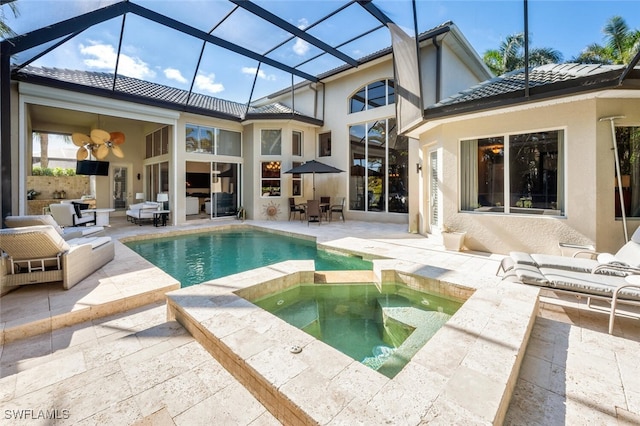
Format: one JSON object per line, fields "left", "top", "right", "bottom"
{"left": 499, "top": 227, "right": 640, "bottom": 277}
{"left": 0, "top": 225, "right": 114, "bottom": 294}
{"left": 499, "top": 227, "right": 640, "bottom": 334}
{"left": 49, "top": 203, "right": 97, "bottom": 227}
{"left": 4, "top": 214, "right": 104, "bottom": 240}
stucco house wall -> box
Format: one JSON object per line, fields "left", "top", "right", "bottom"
{"left": 416, "top": 96, "right": 640, "bottom": 255}
{"left": 265, "top": 33, "right": 490, "bottom": 224}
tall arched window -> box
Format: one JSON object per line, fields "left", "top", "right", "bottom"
{"left": 349, "top": 79, "right": 395, "bottom": 113}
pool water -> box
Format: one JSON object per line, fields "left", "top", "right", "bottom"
{"left": 125, "top": 228, "right": 372, "bottom": 287}
{"left": 251, "top": 283, "right": 462, "bottom": 378}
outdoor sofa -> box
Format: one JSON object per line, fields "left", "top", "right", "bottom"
{"left": 499, "top": 227, "right": 640, "bottom": 334}
{"left": 0, "top": 225, "right": 115, "bottom": 295}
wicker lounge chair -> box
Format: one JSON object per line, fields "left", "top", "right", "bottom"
{"left": 0, "top": 225, "right": 114, "bottom": 294}
{"left": 4, "top": 215, "right": 104, "bottom": 240}
{"left": 498, "top": 227, "right": 640, "bottom": 334}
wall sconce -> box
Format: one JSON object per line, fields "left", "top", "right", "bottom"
{"left": 137, "top": 173, "right": 141, "bottom": 180}
{"left": 416, "top": 162, "right": 422, "bottom": 173}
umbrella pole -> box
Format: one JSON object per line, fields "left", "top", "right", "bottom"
{"left": 601, "top": 116, "right": 628, "bottom": 242}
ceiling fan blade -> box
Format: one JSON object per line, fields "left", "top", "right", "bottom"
{"left": 95, "top": 144, "right": 109, "bottom": 159}
{"left": 90, "top": 129, "right": 110, "bottom": 144}
{"left": 72, "top": 133, "right": 90, "bottom": 147}
{"left": 110, "top": 131, "right": 125, "bottom": 145}
{"left": 111, "top": 145, "right": 124, "bottom": 158}
{"left": 76, "top": 147, "right": 88, "bottom": 160}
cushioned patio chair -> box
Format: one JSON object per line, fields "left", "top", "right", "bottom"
{"left": 0, "top": 225, "right": 115, "bottom": 293}
{"left": 4, "top": 215, "right": 104, "bottom": 240}
{"left": 126, "top": 202, "right": 161, "bottom": 225}
{"left": 49, "top": 203, "right": 97, "bottom": 227}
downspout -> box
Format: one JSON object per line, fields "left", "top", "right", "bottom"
{"left": 432, "top": 37, "right": 442, "bottom": 103}
{"left": 523, "top": 0, "right": 530, "bottom": 98}
{"left": 1, "top": 44, "right": 12, "bottom": 223}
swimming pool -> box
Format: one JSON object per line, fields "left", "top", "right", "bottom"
{"left": 125, "top": 228, "right": 372, "bottom": 287}
{"left": 250, "top": 282, "right": 462, "bottom": 378}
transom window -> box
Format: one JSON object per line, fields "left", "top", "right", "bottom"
{"left": 349, "top": 79, "right": 395, "bottom": 113}
{"left": 460, "top": 130, "right": 564, "bottom": 215}
{"left": 185, "top": 124, "right": 241, "bottom": 156}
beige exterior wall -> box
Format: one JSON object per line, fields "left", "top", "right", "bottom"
{"left": 416, "top": 96, "right": 640, "bottom": 255}
{"left": 9, "top": 29, "right": 489, "bottom": 227}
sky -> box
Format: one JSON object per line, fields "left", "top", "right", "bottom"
{"left": 2, "top": 0, "right": 639, "bottom": 104}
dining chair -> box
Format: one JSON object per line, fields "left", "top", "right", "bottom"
{"left": 320, "top": 196, "right": 330, "bottom": 220}
{"left": 330, "top": 197, "right": 345, "bottom": 222}
{"left": 306, "top": 200, "right": 321, "bottom": 225}
{"left": 288, "top": 197, "right": 305, "bottom": 221}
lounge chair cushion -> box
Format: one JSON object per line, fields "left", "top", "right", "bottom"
{"left": 4, "top": 215, "right": 104, "bottom": 240}
{"left": 5, "top": 214, "right": 65, "bottom": 235}
{"left": 66, "top": 236, "right": 111, "bottom": 249}
{"left": 540, "top": 267, "right": 640, "bottom": 302}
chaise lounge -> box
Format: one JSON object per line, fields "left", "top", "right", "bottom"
{"left": 0, "top": 225, "right": 115, "bottom": 294}
{"left": 499, "top": 228, "right": 640, "bottom": 334}
{"left": 4, "top": 214, "right": 105, "bottom": 240}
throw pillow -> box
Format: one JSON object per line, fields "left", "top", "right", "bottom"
{"left": 72, "top": 202, "right": 83, "bottom": 218}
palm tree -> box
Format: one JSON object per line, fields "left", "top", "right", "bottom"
{"left": 0, "top": 0, "right": 19, "bottom": 38}
{"left": 573, "top": 16, "right": 640, "bottom": 64}
{"left": 483, "top": 32, "right": 563, "bottom": 76}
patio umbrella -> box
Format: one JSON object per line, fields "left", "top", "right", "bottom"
{"left": 284, "top": 160, "right": 344, "bottom": 200}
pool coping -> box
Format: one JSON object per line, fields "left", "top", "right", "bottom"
{"left": 166, "top": 258, "right": 540, "bottom": 425}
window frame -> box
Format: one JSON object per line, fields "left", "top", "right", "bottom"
{"left": 260, "top": 161, "right": 281, "bottom": 197}
{"left": 459, "top": 128, "right": 566, "bottom": 216}
{"left": 261, "top": 129, "right": 282, "bottom": 156}
{"left": 319, "top": 132, "right": 331, "bottom": 157}
{"left": 292, "top": 130, "right": 303, "bottom": 157}
{"left": 185, "top": 123, "right": 241, "bottom": 157}
{"left": 348, "top": 79, "right": 395, "bottom": 114}
{"left": 291, "top": 161, "right": 303, "bottom": 197}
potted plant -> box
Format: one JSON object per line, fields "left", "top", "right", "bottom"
{"left": 442, "top": 225, "right": 466, "bottom": 251}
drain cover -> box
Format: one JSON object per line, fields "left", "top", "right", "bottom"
{"left": 289, "top": 345, "right": 302, "bottom": 354}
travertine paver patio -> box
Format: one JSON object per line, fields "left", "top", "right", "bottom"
{"left": 0, "top": 217, "right": 639, "bottom": 424}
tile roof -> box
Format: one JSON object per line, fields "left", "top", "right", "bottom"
{"left": 15, "top": 66, "right": 313, "bottom": 122}
{"left": 428, "top": 63, "right": 625, "bottom": 112}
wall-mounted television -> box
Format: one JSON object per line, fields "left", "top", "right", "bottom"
{"left": 76, "top": 160, "right": 110, "bottom": 176}
{"left": 186, "top": 172, "right": 210, "bottom": 189}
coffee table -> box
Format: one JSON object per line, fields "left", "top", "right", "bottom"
{"left": 84, "top": 208, "right": 115, "bottom": 226}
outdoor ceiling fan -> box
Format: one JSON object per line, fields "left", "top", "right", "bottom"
{"left": 72, "top": 129, "right": 125, "bottom": 160}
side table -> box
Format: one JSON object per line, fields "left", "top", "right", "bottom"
{"left": 153, "top": 210, "right": 170, "bottom": 227}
